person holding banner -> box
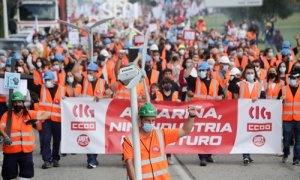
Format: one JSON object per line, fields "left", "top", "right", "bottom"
{"left": 186, "top": 61, "right": 224, "bottom": 166}
{"left": 123, "top": 102, "right": 196, "bottom": 180}
{"left": 0, "top": 91, "right": 48, "bottom": 180}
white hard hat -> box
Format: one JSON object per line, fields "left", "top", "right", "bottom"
{"left": 219, "top": 56, "right": 230, "bottom": 64}
{"left": 230, "top": 67, "right": 241, "bottom": 76}
{"left": 150, "top": 44, "right": 159, "bottom": 51}
{"left": 100, "top": 49, "right": 110, "bottom": 57}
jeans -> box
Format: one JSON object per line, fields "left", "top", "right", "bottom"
{"left": 2, "top": 152, "right": 34, "bottom": 180}
{"left": 243, "top": 154, "right": 251, "bottom": 159}
{"left": 87, "top": 154, "right": 98, "bottom": 165}
{"left": 198, "top": 154, "right": 211, "bottom": 161}
{"left": 41, "top": 120, "right": 61, "bottom": 162}
{"left": 283, "top": 121, "right": 300, "bottom": 161}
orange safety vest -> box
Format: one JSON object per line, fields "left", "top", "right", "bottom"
{"left": 82, "top": 78, "right": 106, "bottom": 97}
{"left": 57, "top": 71, "right": 66, "bottom": 86}
{"left": 282, "top": 85, "right": 300, "bottom": 121}
{"left": 65, "top": 84, "right": 82, "bottom": 97}
{"left": 211, "top": 71, "right": 230, "bottom": 88}
{"left": 0, "top": 96, "right": 6, "bottom": 103}
{"left": 238, "top": 80, "right": 262, "bottom": 99}
{"left": 265, "top": 81, "right": 283, "bottom": 99}
{"left": 234, "top": 56, "right": 248, "bottom": 69}
{"left": 145, "top": 70, "right": 160, "bottom": 86}
{"left": 114, "top": 82, "right": 145, "bottom": 99}
{"left": 262, "top": 57, "right": 277, "bottom": 70}
{"left": 0, "top": 111, "right": 36, "bottom": 153}
{"left": 258, "top": 69, "right": 267, "bottom": 81}
{"left": 33, "top": 70, "right": 44, "bottom": 85}
{"left": 38, "top": 85, "right": 65, "bottom": 122}
{"left": 193, "top": 78, "right": 219, "bottom": 100}
{"left": 126, "top": 130, "right": 170, "bottom": 180}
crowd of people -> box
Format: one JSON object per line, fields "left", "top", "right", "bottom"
{"left": 0, "top": 11, "right": 300, "bottom": 179}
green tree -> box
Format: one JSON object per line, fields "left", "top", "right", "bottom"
{"left": 223, "top": 0, "right": 297, "bottom": 22}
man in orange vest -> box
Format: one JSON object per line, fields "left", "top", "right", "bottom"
{"left": 51, "top": 54, "right": 66, "bottom": 86}
{"left": 0, "top": 91, "right": 48, "bottom": 180}
{"left": 123, "top": 102, "right": 196, "bottom": 180}
{"left": 280, "top": 71, "right": 300, "bottom": 165}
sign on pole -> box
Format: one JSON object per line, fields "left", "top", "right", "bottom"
{"left": 4, "top": 72, "right": 20, "bottom": 89}
{"left": 68, "top": 31, "right": 80, "bottom": 45}
{"left": 204, "top": 0, "right": 263, "bottom": 7}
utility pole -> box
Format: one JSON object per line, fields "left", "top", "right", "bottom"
{"left": 3, "top": 0, "right": 9, "bottom": 38}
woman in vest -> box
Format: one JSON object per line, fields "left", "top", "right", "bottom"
{"left": 277, "top": 62, "right": 289, "bottom": 84}
{"left": 0, "top": 92, "right": 48, "bottom": 180}
{"left": 265, "top": 66, "right": 283, "bottom": 99}
{"left": 65, "top": 71, "right": 82, "bottom": 97}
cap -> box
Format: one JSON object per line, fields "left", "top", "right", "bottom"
{"left": 150, "top": 44, "right": 159, "bottom": 51}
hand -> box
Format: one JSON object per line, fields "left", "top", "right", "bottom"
{"left": 188, "top": 106, "right": 196, "bottom": 117}
{"left": 93, "top": 96, "right": 100, "bottom": 102}
{"left": 25, "top": 119, "right": 38, "bottom": 125}
{"left": 4, "top": 136, "right": 12, "bottom": 146}
{"left": 294, "top": 34, "right": 299, "bottom": 40}
{"left": 252, "top": 98, "right": 258, "bottom": 103}
{"left": 187, "top": 91, "right": 194, "bottom": 98}
{"left": 215, "top": 96, "right": 223, "bottom": 101}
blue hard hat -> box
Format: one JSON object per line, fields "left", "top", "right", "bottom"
{"left": 43, "top": 70, "right": 55, "bottom": 80}
{"left": 5, "top": 57, "right": 12, "bottom": 65}
{"left": 124, "top": 41, "right": 132, "bottom": 49}
{"left": 0, "top": 50, "right": 7, "bottom": 56}
{"left": 168, "top": 37, "right": 177, "bottom": 44}
{"left": 12, "top": 53, "right": 21, "bottom": 61}
{"left": 105, "top": 38, "right": 111, "bottom": 44}
{"left": 198, "top": 61, "right": 210, "bottom": 71}
{"left": 281, "top": 48, "right": 291, "bottom": 56}
{"left": 282, "top": 40, "right": 291, "bottom": 49}
{"left": 54, "top": 54, "right": 65, "bottom": 62}
{"left": 148, "top": 40, "right": 155, "bottom": 46}
{"left": 86, "top": 63, "right": 98, "bottom": 72}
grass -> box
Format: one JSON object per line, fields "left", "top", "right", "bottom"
{"left": 203, "top": 12, "right": 300, "bottom": 56}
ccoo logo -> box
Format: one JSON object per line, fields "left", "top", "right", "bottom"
{"left": 248, "top": 106, "right": 271, "bottom": 120}
{"left": 73, "top": 104, "right": 95, "bottom": 118}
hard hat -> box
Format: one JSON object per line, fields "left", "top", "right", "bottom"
{"left": 12, "top": 53, "right": 22, "bottom": 61}
{"left": 198, "top": 61, "right": 210, "bottom": 71}
{"left": 11, "top": 91, "right": 24, "bottom": 101}
{"left": 86, "top": 63, "right": 98, "bottom": 72}
{"left": 281, "top": 48, "right": 291, "bottom": 56}
{"left": 0, "top": 50, "right": 6, "bottom": 56}
{"left": 67, "top": 43, "right": 73, "bottom": 49}
{"left": 124, "top": 41, "right": 132, "bottom": 49}
{"left": 150, "top": 44, "right": 159, "bottom": 51}
{"left": 230, "top": 67, "right": 241, "bottom": 76}
{"left": 148, "top": 40, "right": 155, "bottom": 46}
{"left": 105, "top": 38, "right": 111, "bottom": 44}
{"left": 138, "top": 102, "right": 157, "bottom": 117}
{"left": 145, "top": 54, "right": 151, "bottom": 62}
{"left": 178, "top": 44, "right": 185, "bottom": 50}
{"left": 282, "top": 40, "right": 291, "bottom": 49}
{"left": 219, "top": 56, "right": 230, "bottom": 64}
{"left": 43, "top": 70, "right": 55, "bottom": 80}
{"left": 54, "top": 54, "right": 65, "bottom": 62}
{"left": 5, "top": 57, "right": 12, "bottom": 65}
{"left": 100, "top": 49, "right": 110, "bottom": 57}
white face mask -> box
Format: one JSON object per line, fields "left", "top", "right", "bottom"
{"left": 37, "top": 62, "right": 42, "bottom": 68}
{"left": 154, "top": 56, "right": 160, "bottom": 61}
{"left": 0, "top": 62, "right": 5, "bottom": 69}
{"left": 279, "top": 67, "right": 286, "bottom": 73}
{"left": 194, "top": 45, "right": 198, "bottom": 50}
{"left": 289, "top": 56, "right": 293, "bottom": 61}
{"left": 165, "top": 44, "right": 171, "bottom": 51}
{"left": 87, "top": 74, "right": 94, "bottom": 82}
{"left": 185, "top": 62, "right": 192, "bottom": 68}
{"left": 67, "top": 77, "right": 74, "bottom": 84}
{"left": 45, "top": 81, "right": 54, "bottom": 88}
{"left": 246, "top": 74, "right": 255, "bottom": 82}
{"left": 237, "top": 52, "right": 243, "bottom": 58}
{"left": 289, "top": 78, "right": 298, "bottom": 87}
{"left": 179, "top": 50, "right": 185, "bottom": 55}
{"left": 198, "top": 71, "right": 207, "bottom": 79}
{"left": 230, "top": 61, "right": 235, "bottom": 67}
{"left": 268, "top": 52, "right": 273, "bottom": 57}
{"left": 222, "top": 65, "right": 229, "bottom": 71}
{"left": 101, "top": 61, "right": 106, "bottom": 67}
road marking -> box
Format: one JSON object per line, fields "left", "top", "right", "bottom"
{"left": 171, "top": 155, "right": 196, "bottom": 180}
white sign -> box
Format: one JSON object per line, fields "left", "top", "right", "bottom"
{"left": 204, "top": 0, "right": 263, "bottom": 7}
{"left": 4, "top": 72, "right": 21, "bottom": 89}
{"left": 68, "top": 31, "right": 80, "bottom": 45}
{"left": 0, "top": 79, "right": 28, "bottom": 95}
{"left": 134, "top": 35, "right": 144, "bottom": 44}
{"left": 80, "top": 37, "right": 89, "bottom": 48}
{"left": 183, "top": 30, "right": 196, "bottom": 41}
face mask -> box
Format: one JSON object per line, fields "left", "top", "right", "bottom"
{"left": 230, "top": 61, "right": 235, "bottom": 67}
{"left": 279, "top": 67, "right": 286, "bottom": 73}
{"left": 53, "top": 65, "right": 60, "bottom": 71}
{"left": 222, "top": 65, "right": 229, "bottom": 71}
{"left": 255, "top": 66, "right": 260, "bottom": 72}
{"left": 268, "top": 73, "right": 277, "bottom": 78}
{"left": 230, "top": 75, "right": 235, "bottom": 81}
{"left": 179, "top": 50, "right": 185, "bottom": 55}
{"left": 67, "top": 77, "right": 74, "bottom": 84}
{"left": 51, "top": 42, "right": 57, "bottom": 48}
{"left": 194, "top": 45, "right": 198, "bottom": 50}
{"left": 106, "top": 44, "right": 110, "bottom": 49}
{"left": 289, "top": 56, "right": 293, "bottom": 61}
{"left": 14, "top": 105, "right": 24, "bottom": 113}
{"left": 289, "top": 78, "right": 298, "bottom": 87}
{"left": 154, "top": 56, "right": 160, "bottom": 62}
{"left": 198, "top": 71, "right": 207, "bottom": 79}
{"left": 50, "top": 55, "right": 54, "bottom": 60}
{"left": 34, "top": 39, "right": 39, "bottom": 44}
{"left": 228, "top": 42, "right": 234, "bottom": 47}
{"left": 142, "top": 123, "right": 154, "bottom": 133}
{"left": 6, "top": 67, "right": 11, "bottom": 72}
{"left": 268, "top": 52, "right": 273, "bottom": 57}
{"left": 45, "top": 81, "right": 54, "bottom": 88}
{"left": 209, "top": 65, "right": 214, "bottom": 71}
{"left": 246, "top": 74, "right": 255, "bottom": 82}
{"left": 87, "top": 74, "right": 94, "bottom": 82}
{"left": 219, "top": 48, "right": 224, "bottom": 52}
{"left": 37, "top": 62, "right": 42, "bottom": 68}
{"left": 165, "top": 44, "right": 171, "bottom": 51}
{"left": 237, "top": 52, "right": 243, "bottom": 58}
{"left": 163, "top": 84, "right": 172, "bottom": 91}
{"left": 185, "top": 62, "right": 192, "bottom": 68}
{"left": 101, "top": 61, "right": 106, "bottom": 67}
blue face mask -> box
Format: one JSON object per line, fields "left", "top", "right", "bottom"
{"left": 142, "top": 123, "right": 154, "bottom": 132}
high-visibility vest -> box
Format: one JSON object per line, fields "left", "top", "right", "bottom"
{"left": 65, "top": 84, "right": 82, "bottom": 97}
{"left": 0, "top": 95, "right": 6, "bottom": 103}
{"left": 145, "top": 70, "right": 160, "bottom": 86}
{"left": 193, "top": 78, "right": 219, "bottom": 100}
{"left": 282, "top": 85, "right": 300, "bottom": 121}
{"left": 126, "top": 130, "right": 169, "bottom": 180}
{"left": 262, "top": 57, "right": 277, "bottom": 70}
{"left": 33, "top": 70, "right": 43, "bottom": 85}
{"left": 114, "top": 83, "right": 130, "bottom": 99}
{"left": 82, "top": 78, "right": 106, "bottom": 97}
{"left": 258, "top": 69, "right": 267, "bottom": 81}
{"left": 57, "top": 71, "right": 66, "bottom": 86}
{"left": 234, "top": 56, "right": 248, "bottom": 69}
{"left": 160, "top": 91, "right": 179, "bottom": 102}
{"left": 211, "top": 70, "right": 230, "bottom": 88}
{"left": 265, "top": 81, "right": 283, "bottom": 99}
{"left": 238, "top": 80, "right": 262, "bottom": 99}
{"left": 0, "top": 111, "right": 36, "bottom": 153}
{"left": 38, "top": 85, "right": 65, "bottom": 122}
